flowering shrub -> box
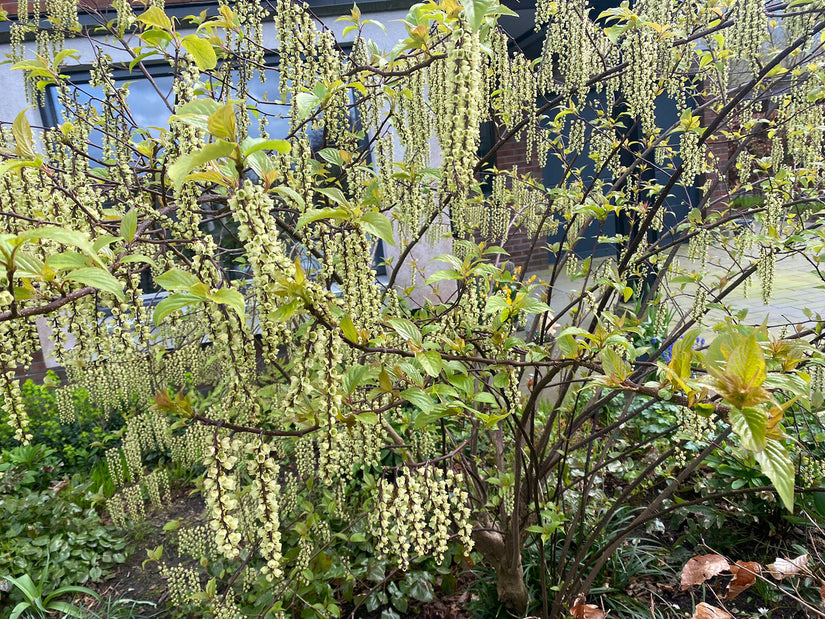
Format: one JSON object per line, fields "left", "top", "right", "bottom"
{"left": 1, "top": 0, "right": 825, "bottom": 615}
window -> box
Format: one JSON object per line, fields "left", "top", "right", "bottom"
{"left": 42, "top": 62, "right": 291, "bottom": 154}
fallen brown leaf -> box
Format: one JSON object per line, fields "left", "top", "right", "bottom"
{"left": 50, "top": 480, "right": 69, "bottom": 494}
{"left": 681, "top": 554, "right": 730, "bottom": 590}
{"left": 767, "top": 554, "right": 809, "bottom": 580}
{"left": 570, "top": 603, "right": 606, "bottom": 619}
{"left": 819, "top": 583, "right": 825, "bottom": 607}
{"left": 692, "top": 602, "right": 733, "bottom": 619}
{"left": 725, "top": 561, "right": 761, "bottom": 600}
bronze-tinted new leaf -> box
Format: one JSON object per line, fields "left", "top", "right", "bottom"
{"left": 725, "top": 561, "right": 761, "bottom": 600}
{"left": 681, "top": 554, "right": 730, "bottom": 590}
{"left": 692, "top": 602, "right": 733, "bottom": 619}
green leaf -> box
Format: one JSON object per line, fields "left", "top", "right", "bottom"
{"left": 120, "top": 209, "right": 138, "bottom": 242}
{"left": 357, "top": 412, "right": 378, "bottom": 425}
{"left": 153, "top": 293, "right": 202, "bottom": 324}
{"left": 207, "top": 104, "right": 236, "bottom": 141}
{"left": 416, "top": 350, "right": 442, "bottom": 377}
{"left": 137, "top": 6, "right": 172, "bottom": 30}
{"left": 154, "top": 268, "right": 201, "bottom": 291}
{"left": 754, "top": 439, "right": 795, "bottom": 512}
{"left": 314, "top": 186, "right": 349, "bottom": 208}
{"left": 601, "top": 347, "right": 628, "bottom": 381}
{"left": 484, "top": 295, "right": 509, "bottom": 314}
{"left": 730, "top": 406, "right": 767, "bottom": 452}
{"left": 241, "top": 137, "right": 291, "bottom": 157}
{"left": 521, "top": 295, "right": 552, "bottom": 315}
{"left": 119, "top": 254, "right": 157, "bottom": 267}
{"left": 727, "top": 332, "right": 766, "bottom": 388}
{"left": 167, "top": 140, "right": 235, "bottom": 191}
{"left": 464, "top": 0, "right": 496, "bottom": 31}
{"left": 44, "top": 585, "right": 100, "bottom": 605}
{"left": 64, "top": 267, "right": 124, "bottom": 301}
{"left": 12, "top": 109, "right": 36, "bottom": 159}
{"left": 273, "top": 186, "right": 306, "bottom": 211}
{"left": 340, "top": 314, "right": 357, "bottom": 342}
{"left": 181, "top": 34, "right": 217, "bottom": 70}
{"left": 0, "top": 158, "right": 42, "bottom": 177}
{"left": 342, "top": 364, "right": 371, "bottom": 394}
{"left": 295, "top": 91, "right": 320, "bottom": 120}
{"left": 46, "top": 252, "right": 87, "bottom": 271}
{"left": 387, "top": 317, "right": 421, "bottom": 344}
{"left": 175, "top": 98, "right": 221, "bottom": 117}
{"left": 20, "top": 226, "right": 98, "bottom": 263}
{"left": 170, "top": 98, "right": 221, "bottom": 131}
{"left": 9, "top": 601, "right": 31, "bottom": 619}
{"left": 400, "top": 387, "right": 434, "bottom": 412}
{"left": 426, "top": 269, "right": 462, "bottom": 284}
{"left": 295, "top": 207, "right": 349, "bottom": 230}
{"left": 209, "top": 287, "right": 245, "bottom": 321}
{"left": 360, "top": 211, "right": 395, "bottom": 246}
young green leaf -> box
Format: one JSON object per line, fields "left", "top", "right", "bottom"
{"left": 167, "top": 140, "right": 235, "bottom": 190}
{"left": 181, "top": 34, "right": 217, "bottom": 70}
{"left": 730, "top": 406, "right": 767, "bottom": 452}
{"left": 360, "top": 211, "right": 395, "bottom": 246}
{"left": 754, "top": 438, "right": 795, "bottom": 512}
{"left": 209, "top": 287, "right": 245, "bottom": 321}
{"left": 120, "top": 209, "right": 138, "bottom": 242}
{"left": 153, "top": 292, "right": 202, "bottom": 324}
{"left": 138, "top": 6, "right": 172, "bottom": 30}
{"left": 64, "top": 267, "right": 125, "bottom": 301}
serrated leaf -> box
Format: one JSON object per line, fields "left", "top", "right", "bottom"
{"left": 521, "top": 295, "right": 552, "bottom": 315}
{"left": 12, "top": 109, "right": 36, "bottom": 159}
{"left": 120, "top": 209, "right": 137, "bottom": 242}
{"left": 314, "top": 186, "right": 349, "bottom": 208}
{"left": 754, "top": 438, "right": 795, "bottom": 512}
{"left": 730, "top": 406, "right": 767, "bottom": 452}
{"left": 137, "top": 6, "right": 172, "bottom": 30}
{"left": 181, "top": 34, "right": 217, "bottom": 70}
{"left": 46, "top": 252, "right": 87, "bottom": 271}
{"left": 241, "top": 137, "right": 290, "bottom": 157}
{"left": 357, "top": 412, "right": 378, "bottom": 425}
{"left": 387, "top": 317, "right": 421, "bottom": 344}
{"left": 209, "top": 287, "right": 245, "bottom": 320}
{"left": 360, "top": 211, "right": 395, "bottom": 246}
{"left": 342, "top": 365, "right": 371, "bottom": 394}
{"left": 154, "top": 268, "right": 201, "bottom": 291}
{"left": 400, "top": 387, "right": 434, "bottom": 412}
{"left": 426, "top": 269, "right": 462, "bottom": 284}
{"left": 119, "top": 254, "right": 157, "bottom": 267}
{"left": 64, "top": 267, "right": 124, "bottom": 301}
{"left": 463, "top": 0, "right": 496, "bottom": 32}
{"left": 727, "top": 332, "right": 766, "bottom": 388}
{"left": 20, "top": 226, "right": 96, "bottom": 260}
{"left": 207, "top": 104, "right": 236, "bottom": 141}
{"left": 295, "top": 91, "right": 320, "bottom": 120}
{"left": 168, "top": 140, "right": 235, "bottom": 190}
{"left": 273, "top": 186, "right": 306, "bottom": 211}
{"left": 602, "top": 347, "right": 629, "bottom": 381}
{"left": 295, "top": 207, "right": 349, "bottom": 230}
{"left": 485, "top": 295, "right": 509, "bottom": 314}
{"left": 416, "top": 350, "right": 442, "bottom": 377}
{"left": 340, "top": 314, "right": 357, "bottom": 342}
{"left": 153, "top": 293, "right": 201, "bottom": 324}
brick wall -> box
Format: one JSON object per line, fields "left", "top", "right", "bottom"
{"left": 493, "top": 131, "right": 549, "bottom": 274}
{"left": 702, "top": 108, "right": 737, "bottom": 211}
